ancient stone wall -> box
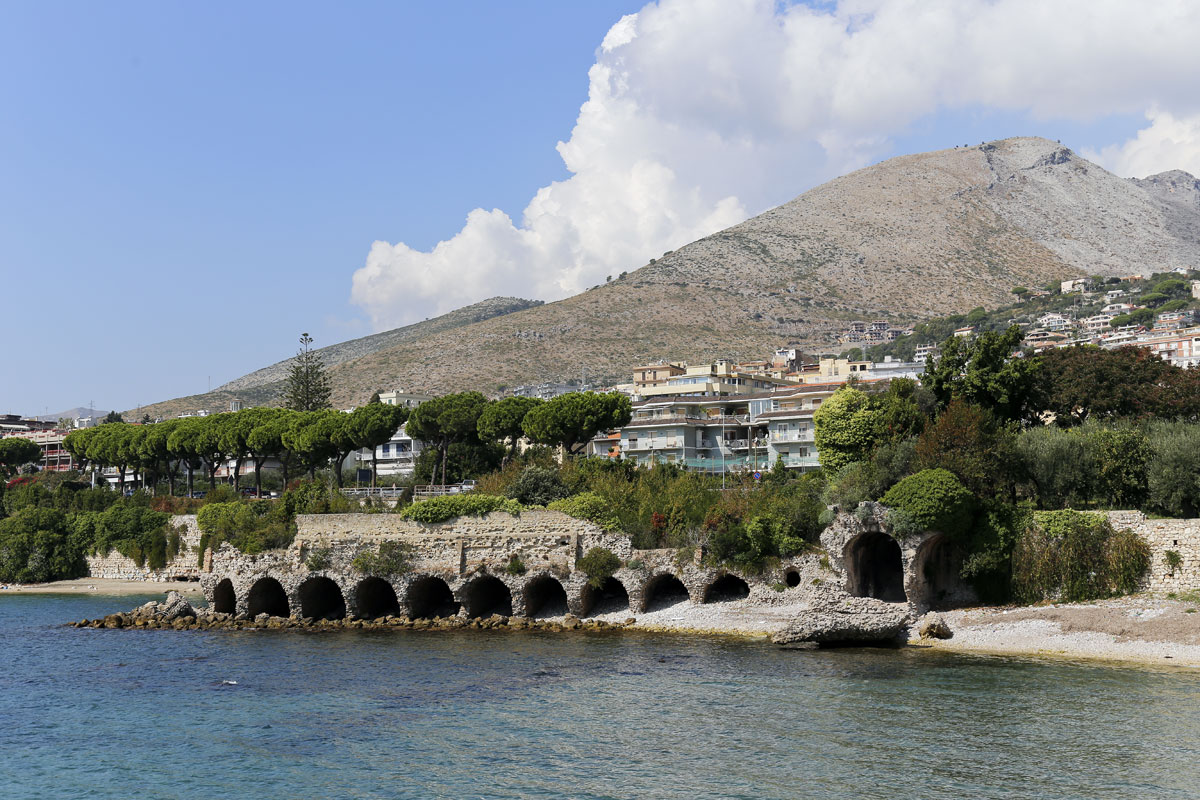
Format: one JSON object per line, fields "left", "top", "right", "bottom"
{"left": 820, "top": 503, "right": 975, "bottom": 614}
{"left": 85, "top": 515, "right": 205, "bottom": 582}
{"left": 1106, "top": 511, "right": 1200, "bottom": 593}
{"left": 201, "top": 509, "right": 837, "bottom": 620}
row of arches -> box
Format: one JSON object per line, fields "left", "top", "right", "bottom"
{"left": 214, "top": 570, "right": 755, "bottom": 621}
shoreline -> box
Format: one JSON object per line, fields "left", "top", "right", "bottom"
{"left": 24, "top": 578, "right": 1200, "bottom": 670}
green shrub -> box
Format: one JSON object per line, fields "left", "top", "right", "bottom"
{"left": 577, "top": 546, "right": 620, "bottom": 588}
{"left": 1012, "top": 510, "right": 1150, "bottom": 603}
{"left": 351, "top": 541, "right": 413, "bottom": 576}
{"left": 505, "top": 466, "right": 569, "bottom": 506}
{"left": 1165, "top": 550, "right": 1183, "bottom": 573}
{"left": 0, "top": 507, "right": 86, "bottom": 583}
{"left": 398, "top": 494, "right": 522, "bottom": 523}
{"left": 305, "top": 545, "right": 333, "bottom": 571}
{"left": 505, "top": 554, "right": 526, "bottom": 576}
{"left": 880, "top": 469, "right": 975, "bottom": 538}
{"left": 547, "top": 492, "right": 620, "bottom": 531}
{"left": 196, "top": 501, "right": 295, "bottom": 555}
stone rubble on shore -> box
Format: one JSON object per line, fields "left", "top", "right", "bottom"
{"left": 69, "top": 599, "right": 636, "bottom": 634}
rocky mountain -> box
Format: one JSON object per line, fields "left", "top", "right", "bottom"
{"left": 136, "top": 136, "right": 1200, "bottom": 417}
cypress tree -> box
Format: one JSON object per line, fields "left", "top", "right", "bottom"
{"left": 284, "top": 333, "right": 332, "bottom": 412}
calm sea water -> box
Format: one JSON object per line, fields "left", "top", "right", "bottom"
{"left": 2, "top": 594, "right": 1199, "bottom": 800}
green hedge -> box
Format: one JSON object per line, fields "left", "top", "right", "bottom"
{"left": 880, "top": 468, "right": 975, "bottom": 538}
{"left": 547, "top": 492, "right": 620, "bottom": 531}
{"left": 398, "top": 494, "right": 523, "bottom": 524}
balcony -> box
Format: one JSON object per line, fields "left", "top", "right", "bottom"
{"left": 770, "top": 430, "right": 813, "bottom": 443}
{"left": 623, "top": 440, "right": 684, "bottom": 452}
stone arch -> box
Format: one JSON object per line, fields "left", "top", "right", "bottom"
{"left": 580, "top": 577, "right": 629, "bottom": 617}
{"left": 354, "top": 577, "right": 400, "bottom": 619}
{"left": 845, "top": 531, "right": 906, "bottom": 603}
{"left": 642, "top": 573, "right": 689, "bottom": 612}
{"left": 246, "top": 577, "right": 289, "bottom": 618}
{"left": 908, "top": 533, "right": 972, "bottom": 611}
{"left": 784, "top": 569, "right": 801, "bottom": 588}
{"left": 462, "top": 575, "right": 514, "bottom": 618}
{"left": 703, "top": 574, "right": 750, "bottom": 603}
{"left": 523, "top": 574, "right": 568, "bottom": 618}
{"left": 406, "top": 576, "right": 459, "bottom": 619}
{"left": 212, "top": 578, "right": 236, "bottom": 614}
{"left": 298, "top": 576, "right": 347, "bottom": 620}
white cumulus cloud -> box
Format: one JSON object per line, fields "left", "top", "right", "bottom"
{"left": 1085, "top": 109, "right": 1200, "bottom": 179}
{"left": 352, "top": 0, "right": 1200, "bottom": 331}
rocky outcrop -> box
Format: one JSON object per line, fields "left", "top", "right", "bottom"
{"left": 772, "top": 597, "right": 912, "bottom": 646}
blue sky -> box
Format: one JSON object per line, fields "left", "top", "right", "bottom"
{"left": 3, "top": 1, "right": 1198, "bottom": 416}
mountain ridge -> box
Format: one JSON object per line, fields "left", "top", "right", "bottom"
{"left": 134, "top": 136, "right": 1200, "bottom": 418}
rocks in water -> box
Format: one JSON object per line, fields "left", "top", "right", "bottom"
{"left": 160, "top": 591, "right": 196, "bottom": 621}
{"left": 919, "top": 616, "right": 953, "bottom": 640}
{"left": 772, "top": 597, "right": 912, "bottom": 647}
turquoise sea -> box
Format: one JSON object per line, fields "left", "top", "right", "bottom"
{"left": 2, "top": 593, "right": 1199, "bottom": 799}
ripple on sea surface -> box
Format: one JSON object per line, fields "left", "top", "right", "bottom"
{"left": 2, "top": 594, "right": 1200, "bottom": 799}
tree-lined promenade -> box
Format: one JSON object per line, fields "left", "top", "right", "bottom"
{"left": 59, "top": 390, "right": 632, "bottom": 497}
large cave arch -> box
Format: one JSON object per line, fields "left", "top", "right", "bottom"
{"left": 406, "top": 576, "right": 459, "bottom": 619}
{"left": 212, "top": 578, "right": 236, "bottom": 615}
{"left": 702, "top": 574, "right": 750, "bottom": 603}
{"left": 642, "top": 573, "right": 689, "bottom": 612}
{"left": 298, "top": 576, "right": 347, "bottom": 620}
{"left": 909, "top": 533, "right": 972, "bottom": 611}
{"left": 523, "top": 575, "right": 568, "bottom": 618}
{"left": 246, "top": 577, "right": 290, "bottom": 618}
{"left": 354, "top": 577, "right": 400, "bottom": 619}
{"left": 580, "top": 577, "right": 629, "bottom": 617}
{"left": 845, "top": 532, "right": 906, "bottom": 603}
{"left": 462, "top": 575, "right": 514, "bottom": 618}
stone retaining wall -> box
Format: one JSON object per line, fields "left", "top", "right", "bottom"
{"left": 85, "top": 515, "right": 205, "bottom": 582}
{"left": 1106, "top": 511, "right": 1200, "bottom": 593}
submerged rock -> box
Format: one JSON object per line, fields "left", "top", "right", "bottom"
{"left": 773, "top": 598, "right": 912, "bottom": 647}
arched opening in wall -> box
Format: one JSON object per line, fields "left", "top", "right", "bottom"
{"left": 845, "top": 532, "right": 906, "bottom": 603}
{"left": 299, "top": 576, "right": 347, "bottom": 620}
{"left": 523, "top": 575, "right": 568, "bottom": 618}
{"left": 246, "top": 577, "right": 289, "bottom": 618}
{"left": 643, "top": 574, "right": 689, "bottom": 612}
{"left": 355, "top": 577, "right": 400, "bottom": 619}
{"left": 702, "top": 574, "right": 750, "bottom": 604}
{"left": 406, "top": 576, "right": 459, "bottom": 619}
{"left": 580, "top": 577, "right": 629, "bottom": 617}
{"left": 785, "top": 570, "right": 801, "bottom": 588}
{"left": 911, "top": 534, "right": 972, "bottom": 610}
{"left": 212, "top": 578, "right": 236, "bottom": 615}
{"left": 463, "top": 575, "right": 514, "bottom": 618}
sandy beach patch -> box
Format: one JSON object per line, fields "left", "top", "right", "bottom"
{"left": 0, "top": 577, "right": 204, "bottom": 597}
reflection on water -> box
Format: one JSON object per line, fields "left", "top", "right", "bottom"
{"left": 2, "top": 593, "right": 1199, "bottom": 799}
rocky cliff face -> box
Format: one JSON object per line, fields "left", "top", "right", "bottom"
{"left": 138, "top": 136, "right": 1199, "bottom": 413}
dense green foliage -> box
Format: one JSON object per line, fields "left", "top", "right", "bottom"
{"left": 0, "top": 507, "right": 87, "bottom": 583}
{"left": 195, "top": 501, "right": 295, "bottom": 557}
{"left": 398, "top": 494, "right": 524, "bottom": 523}
{"left": 521, "top": 391, "right": 632, "bottom": 454}
{"left": 504, "top": 466, "right": 569, "bottom": 506}
{"left": 1012, "top": 511, "right": 1150, "bottom": 603}
{"left": 0, "top": 438, "right": 42, "bottom": 476}
{"left": 880, "top": 469, "right": 975, "bottom": 539}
